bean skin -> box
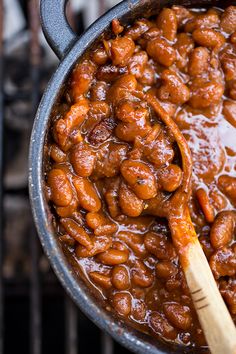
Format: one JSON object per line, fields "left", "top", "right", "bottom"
{"left": 157, "top": 164, "right": 183, "bottom": 192}
{"left": 220, "top": 6, "right": 236, "bottom": 34}
{"left": 155, "top": 261, "right": 178, "bottom": 279}
{"left": 47, "top": 169, "right": 73, "bottom": 207}
{"left": 156, "top": 8, "right": 177, "bottom": 41}
{"left": 50, "top": 144, "right": 67, "bottom": 163}
{"left": 163, "top": 302, "right": 191, "bottom": 330}
{"left": 113, "top": 292, "right": 132, "bottom": 316}
{"left": 146, "top": 37, "right": 176, "bottom": 67}
{"left": 97, "top": 249, "right": 129, "bottom": 265}
{"left": 210, "top": 211, "right": 235, "bottom": 249}
{"left": 132, "top": 260, "right": 154, "bottom": 288}
{"left": 71, "top": 60, "right": 96, "bottom": 101}
{"left": 121, "top": 160, "right": 157, "bottom": 200}
{"left": 110, "top": 36, "right": 135, "bottom": 66}
{"left": 89, "top": 272, "right": 112, "bottom": 289}
{"left": 60, "top": 218, "right": 93, "bottom": 250}
{"left": 70, "top": 142, "right": 96, "bottom": 177}
{"left": 188, "top": 47, "right": 210, "bottom": 76}
{"left": 158, "top": 69, "right": 190, "bottom": 105}
{"left": 112, "top": 265, "right": 130, "bottom": 290}
{"left": 119, "top": 182, "right": 144, "bottom": 217}
{"left": 73, "top": 177, "right": 101, "bottom": 212}
{"left": 192, "top": 28, "right": 225, "bottom": 49}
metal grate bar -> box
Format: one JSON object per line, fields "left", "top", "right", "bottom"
{"left": 28, "top": 1, "right": 42, "bottom": 354}
{"left": 65, "top": 296, "right": 78, "bottom": 354}
{"left": 101, "top": 333, "right": 114, "bottom": 354}
{"left": 0, "top": 0, "right": 4, "bottom": 352}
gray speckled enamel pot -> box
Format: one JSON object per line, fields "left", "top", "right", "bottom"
{"left": 29, "top": 0, "right": 228, "bottom": 353}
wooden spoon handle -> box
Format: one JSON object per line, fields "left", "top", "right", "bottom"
{"left": 169, "top": 209, "right": 236, "bottom": 354}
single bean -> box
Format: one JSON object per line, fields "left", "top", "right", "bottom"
{"left": 50, "top": 144, "right": 67, "bottom": 163}
{"left": 163, "top": 302, "right": 191, "bottom": 330}
{"left": 132, "top": 260, "right": 154, "bottom": 288}
{"left": 47, "top": 169, "right": 73, "bottom": 207}
{"left": 156, "top": 8, "right": 177, "bottom": 41}
{"left": 97, "top": 249, "right": 129, "bottom": 265}
{"left": 196, "top": 188, "right": 215, "bottom": 223}
{"left": 158, "top": 69, "right": 190, "bottom": 105}
{"left": 111, "top": 265, "right": 130, "bottom": 290}
{"left": 119, "top": 182, "right": 144, "bottom": 217}
{"left": 155, "top": 261, "right": 178, "bottom": 279}
{"left": 188, "top": 47, "right": 210, "bottom": 76}
{"left": 83, "top": 101, "right": 110, "bottom": 133}
{"left": 174, "top": 33, "right": 194, "bottom": 69}
{"left": 220, "top": 6, "right": 236, "bottom": 34}
{"left": 92, "top": 47, "right": 109, "bottom": 65}
{"left": 70, "top": 142, "right": 96, "bottom": 177}
{"left": 113, "top": 292, "right": 132, "bottom": 316}
{"left": 108, "top": 74, "right": 137, "bottom": 105}
{"left": 73, "top": 177, "right": 101, "bottom": 212}
{"left": 71, "top": 60, "right": 96, "bottom": 101}
{"left": 89, "top": 271, "right": 112, "bottom": 289}
{"left": 121, "top": 160, "right": 157, "bottom": 200}
{"left": 210, "top": 211, "right": 235, "bottom": 249}
{"left": 143, "top": 129, "right": 174, "bottom": 168}
{"left": 192, "top": 28, "right": 225, "bottom": 49}
{"left": 158, "top": 164, "right": 183, "bottom": 192}
{"left": 146, "top": 37, "right": 176, "bottom": 67}
{"left": 60, "top": 218, "right": 93, "bottom": 250}
{"left": 131, "top": 300, "right": 147, "bottom": 322}
{"left": 104, "top": 177, "right": 121, "bottom": 218}
{"left": 220, "top": 51, "right": 236, "bottom": 82}
{"left": 128, "top": 51, "right": 148, "bottom": 79}
{"left": 185, "top": 12, "right": 219, "bottom": 32}
{"left": 90, "top": 82, "right": 108, "bottom": 101}
{"left": 110, "top": 36, "right": 135, "bottom": 66}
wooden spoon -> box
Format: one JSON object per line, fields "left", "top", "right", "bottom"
{"left": 145, "top": 92, "right": 236, "bottom": 354}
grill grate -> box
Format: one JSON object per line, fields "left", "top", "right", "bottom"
{"left": 0, "top": 1, "right": 131, "bottom": 353}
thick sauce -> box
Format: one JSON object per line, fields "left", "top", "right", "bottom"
{"left": 45, "top": 6, "right": 236, "bottom": 349}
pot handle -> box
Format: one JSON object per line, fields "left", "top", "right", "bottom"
{"left": 40, "top": 0, "right": 77, "bottom": 59}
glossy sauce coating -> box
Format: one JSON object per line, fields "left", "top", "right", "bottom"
{"left": 45, "top": 6, "right": 236, "bottom": 349}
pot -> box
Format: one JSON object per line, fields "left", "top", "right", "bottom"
{"left": 29, "top": 0, "right": 229, "bottom": 353}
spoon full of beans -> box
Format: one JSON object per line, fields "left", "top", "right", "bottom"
{"left": 142, "top": 90, "right": 236, "bottom": 354}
